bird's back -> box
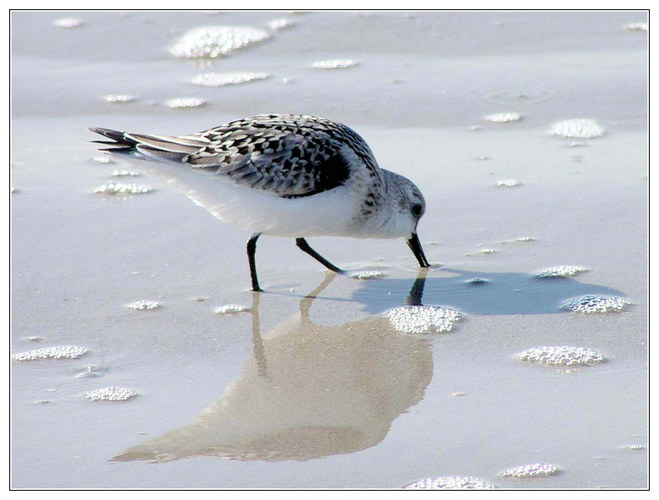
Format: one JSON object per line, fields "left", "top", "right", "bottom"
{"left": 92, "top": 114, "right": 383, "bottom": 199}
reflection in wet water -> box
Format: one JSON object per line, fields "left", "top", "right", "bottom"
{"left": 112, "top": 267, "right": 626, "bottom": 463}
{"left": 354, "top": 267, "right": 626, "bottom": 316}
{"left": 115, "top": 274, "right": 433, "bottom": 463}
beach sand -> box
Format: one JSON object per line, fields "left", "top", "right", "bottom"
{"left": 11, "top": 10, "right": 647, "bottom": 488}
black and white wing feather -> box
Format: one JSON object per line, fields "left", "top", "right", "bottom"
{"left": 91, "top": 114, "right": 381, "bottom": 199}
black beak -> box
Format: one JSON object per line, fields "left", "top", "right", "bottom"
{"left": 406, "top": 233, "right": 430, "bottom": 268}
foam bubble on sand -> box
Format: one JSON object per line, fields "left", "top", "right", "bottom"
{"left": 517, "top": 236, "right": 535, "bottom": 242}
{"left": 53, "top": 17, "right": 83, "bottom": 29}
{"left": 484, "top": 112, "right": 522, "bottom": 123}
{"left": 190, "top": 72, "right": 270, "bottom": 87}
{"left": 84, "top": 386, "right": 137, "bottom": 402}
{"left": 215, "top": 304, "right": 250, "bottom": 315}
{"left": 165, "top": 97, "right": 206, "bottom": 108}
{"left": 386, "top": 305, "right": 463, "bottom": 334}
{"left": 479, "top": 248, "right": 497, "bottom": 254}
{"left": 561, "top": 295, "right": 631, "bottom": 313}
{"left": 350, "top": 270, "right": 386, "bottom": 280}
{"left": 127, "top": 300, "right": 160, "bottom": 311}
{"left": 101, "top": 94, "right": 136, "bottom": 103}
{"left": 95, "top": 183, "right": 152, "bottom": 195}
{"left": 91, "top": 156, "right": 114, "bottom": 164}
{"left": 23, "top": 336, "right": 45, "bottom": 342}
{"left": 625, "top": 22, "right": 648, "bottom": 32}
{"left": 170, "top": 26, "right": 270, "bottom": 59}
{"left": 551, "top": 119, "right": 605, "bottom": 138}
{"left": 535, "top": 266, "right": 587, "bottom": 278}
{"left": 111, "top": 170, "right": 140, "bottom": 177}
{"left": 12, "top": 345, "right": 88, "bottom": 362}
{"left": 499, "top": 463, "right": 559, "bottom": 478}
{"left": 518, "top": 346, "right": 604, "bottom": 366}
{"left": 496, "top": 179, "right": 520, "bottom": 187}
{"left": 404, "top": 476, "right": 496, "bottom": 489}
{"left": 268, "top": 18, "right": 295, "bottom": 31}
{"left": 311, "top": 59, "right": 358, "bottom": 69}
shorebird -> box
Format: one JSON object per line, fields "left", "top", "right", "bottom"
{"left": 90, "top": 114, "right": 430, "bottom": 291}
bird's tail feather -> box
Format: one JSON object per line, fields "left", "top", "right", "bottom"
{"left": 89, "top": 127, "right": 209, "bottom": 163}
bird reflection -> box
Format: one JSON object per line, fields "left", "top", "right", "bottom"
{"left": 114, "top": 272, "right": 433, "bottom": 463}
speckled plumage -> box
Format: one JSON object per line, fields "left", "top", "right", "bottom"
{"left": 95, "top": 114, "right": 383, "bottom": 202}
{"left": 90, "top": 114, "right": 430, "bottom": 290}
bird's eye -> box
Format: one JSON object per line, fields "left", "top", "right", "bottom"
{"left": 411, "top": 203, "right": 423, "bottom": 217}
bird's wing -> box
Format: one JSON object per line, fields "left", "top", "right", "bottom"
{"left": 190, "top": 121, "right": 356, "bottom": 198}
{"left": 90, "top": 116, "right": 364, "bottom": 198}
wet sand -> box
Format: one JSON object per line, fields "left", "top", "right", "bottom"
{"left": 11, "top": 11, "right": 647, "bottom": 488}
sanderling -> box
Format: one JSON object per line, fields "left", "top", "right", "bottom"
{"left": 90, "top": 114, "right": 429, "bottom": 291}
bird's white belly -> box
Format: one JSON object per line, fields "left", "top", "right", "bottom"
{"left": 205, "top": 184, "right": 361, "bottom": 237}
{"left": 142, "top": 162, "right": 361, "bottom": 238}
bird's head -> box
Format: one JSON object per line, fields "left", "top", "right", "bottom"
{"left": 382, "top": 171, "right": 430, "bottom": 268}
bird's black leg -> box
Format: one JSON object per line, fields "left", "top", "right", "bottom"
{"left": 247, "top": 233, "right": 263, "bottom": 292}
{"left": 295, "top": 238, "right": 344, "bottom": 273}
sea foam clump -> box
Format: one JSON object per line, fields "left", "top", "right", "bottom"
{"left": 85, "top": 386, "right": 137, "bottom": 402}
{"left": 95, "top": 183, "right": 152, "bottom": 195}
{"left": 53, "top": 17, "right": 83, "bottom": 28}
{"left": 215, "top": 304, "right": 250, "bottom": 315}
{"left": 561, "top": 295, "right": 631, "bottom": 313}
{"left": 311, "top": 59, "right": 358, "bottom": 69}
{"left": 102, "top": 94, "right": 136, "bottom": 103}
{"left": 535, "top": 266, "right": 587, "bottom": 278}
{"left": 386, "top": 305, "right": 463, "bottom": 334}
{"left": 166, "top": 97, "right": 206, "bottom": 108}
{"left": 111, "top": 170, "right": 140, "bottom": 177}
{"left": 268, "top": 18, "right": 295, "bottom": 31}
{"left": 551, "top": 119, "right": 605, "bottom": 138}
{"left": 190, "top": 72, "right": 270, "bottom": 87}
{"left": 625, "top": 22, "right": 648, "bottom": 31}
{"left": 404, "top": 476, "right": 496, "bottom": 490}
{"left": 12, "top": 345, "right": 88, "bottom": 362}
{"left": 518, "top": 346, "right": 604, "bottom": 366}
{"left": 496, "top": 179, "right": 520, "bottom": 187}
{"left": 127, "top": 300, "right": 160, "bottom": 311}
{"left": 484, "top": 112, "right": 522, "bottom": 123}
{"left": 170, "top": 26, "right": 270, "bottom": 58}
{"left": 499, "top": 463, "right": 559, "bottom": 479}
{"left": 350, "top": 270, "right": 386, "bottom": 280}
